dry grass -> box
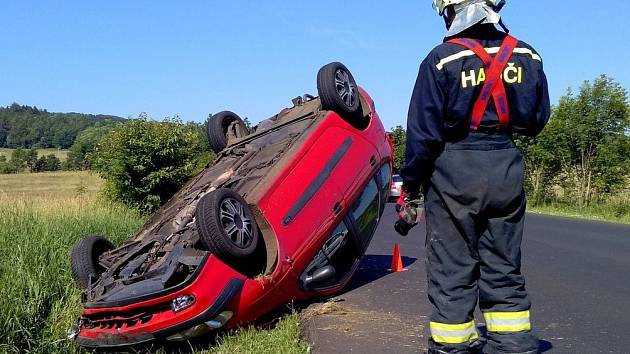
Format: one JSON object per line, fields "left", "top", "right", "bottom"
{"left": 300, "top": 300, "right": 346, "bottom": 320}
{"left": 300, "top": 300, "right": 425, "bottom": 349}
{"left": 0, "top": 171, "right": 102, "bottom": 202}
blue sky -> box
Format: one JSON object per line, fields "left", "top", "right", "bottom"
{"left": 1, "top": 1, "right": 628, "bottom": 130}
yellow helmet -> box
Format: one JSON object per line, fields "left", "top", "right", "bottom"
{"left": 432, "top": 0, "right": 504, "bottom": 16}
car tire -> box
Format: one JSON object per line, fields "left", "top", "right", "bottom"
{"left": 70, "top": 235, "right": 114, "bottom": 289}
{"left": 317, "top": 62, "right": 364, "bottom": 124}
{"left": 207, "top": 111, "right": 249, "bottom": 153}
{"left": 195, "top": 188, "right": 259, "bottom": 263}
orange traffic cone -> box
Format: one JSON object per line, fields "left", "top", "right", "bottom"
{"left": 389, "top": 243, "right": 407, "bottom": 272}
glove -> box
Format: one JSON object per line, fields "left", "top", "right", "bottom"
{"left": 394, "top": 187, "right": 424, "bottom": 236}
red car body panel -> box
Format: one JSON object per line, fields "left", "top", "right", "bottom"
{"left": 233, "top": 89, "right": 390, "bottom": 325}
{"left": 75, "top": 87, "right": 393, "bottom": 347}
{"left": 77, "top": 256, "right": 245, "bottom": 346}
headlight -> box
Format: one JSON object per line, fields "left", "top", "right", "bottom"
{"left": 171, "top": 295, "right": 196, "bottom": 313}
{"left": 67, "top": 325, "right": 80, "bottom": 340}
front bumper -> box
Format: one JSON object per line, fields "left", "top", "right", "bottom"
{"left": 74, "top": 256, "right": 245, "bottom": 348}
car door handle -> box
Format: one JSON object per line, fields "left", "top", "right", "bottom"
{"left": 370, "top": 155, "right": 376, "bottom": 166}
{"left": 333, "top": 202, "right": 343, "bottom": 214}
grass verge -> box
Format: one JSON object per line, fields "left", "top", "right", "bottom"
{"left": 200, "top": 314, "right": 309, "bottom": 354}
{"left": 528, "top": 201, "right": 630, "bottom": 225}
{"left": 0, "top": 194, "right": 144, "bottom": 353}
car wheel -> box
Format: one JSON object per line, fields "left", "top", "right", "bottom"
{"left": 207, "top": 111, "right": 249, "bottom": 153}
{"left": 70, "top": 235, "right": 114, "bottom": 289}
{"left": 317, "top": 62, "right": 364, "bottom": 124}
{"left": 195, "top": 188, "right": 259, "bottom": 263}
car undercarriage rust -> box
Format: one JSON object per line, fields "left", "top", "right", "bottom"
{"left": 86, "top": 97, "right": 325, "bottom": 306}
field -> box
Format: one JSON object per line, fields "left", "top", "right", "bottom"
{"left": 0, "top": 171, "right": 101, "bottom": 199}
{"left": 0, "top": 148, "right": 69, "bottom": 161}
{"left": 0, "top": 172, "right": 308, "bottom": 353}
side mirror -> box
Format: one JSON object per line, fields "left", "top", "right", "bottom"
{"left": 303, "top": 266, "right": 336, "bottom": 288}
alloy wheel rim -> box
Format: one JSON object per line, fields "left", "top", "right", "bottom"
{"left": 334, "top": 68, "right": 357, "bottom": 107}
{"left": 219, "top": 197, "right": 253, "bottom": 248}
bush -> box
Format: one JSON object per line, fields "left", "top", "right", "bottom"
{"left": 33, "top": 154, "right": 61, "bottom": 172}
{"left": 0, "top": 155, "right": 12, "bottom": 174}
{"left": 66, "top": 124, "right": 118, "bottom": 170}
{"left": 92, "top": 116, "right": 211, "bottom": 212}
{"left": 517, "top": 75, "right": 630, "bottom": 206}
{"left": 10, "top": 147, "right": 37, "bottom": 172}
{"left": 389, "top": 125, "right": 406, "bottom": 173}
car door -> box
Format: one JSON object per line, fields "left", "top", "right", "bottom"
{"left": 299, "top": 162, "right": 391, "bottom": 291}
{"left": 330, "top": 126, "right": 379, "bottom": 199}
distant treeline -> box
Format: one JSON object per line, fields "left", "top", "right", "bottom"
{"left": 0, "top": 107, "right": 215, "bottom": 188}
{"left": 0, "top": 103, "right": 125, "bottom": 149}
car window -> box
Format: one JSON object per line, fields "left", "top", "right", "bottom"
{"left": 375, "top": 164, "right": 392, "bottom": 215}
{"left": 393, "top": 175, "right": 403, "bottom": 183}
{"left": 377, "top": 164, "right": 392, "bottom": 189}
{"left": 351, "top": 179, "right": 379, "bottom": 246}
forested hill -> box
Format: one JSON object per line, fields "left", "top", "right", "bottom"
{"left": 0, "top": 103, "right": 125, "bottom": 149}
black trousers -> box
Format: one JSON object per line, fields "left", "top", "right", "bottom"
{"left": 424, "top": 133, "right": 538, "bottom": 354}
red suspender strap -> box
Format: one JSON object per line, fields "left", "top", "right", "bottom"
{"left": 447, "top": 35, "right": 519, "bottom": 131}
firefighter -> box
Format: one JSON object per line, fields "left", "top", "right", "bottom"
{"left": 395, "top": 0, "right": 550, "bottom": 353}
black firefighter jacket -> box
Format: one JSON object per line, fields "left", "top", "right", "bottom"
{"left": 400, "top": 24, "right": 551, "bottom": 188}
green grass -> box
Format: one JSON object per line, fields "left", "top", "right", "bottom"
{"left": 0, "top": 172, "right": 310, "bottom": 353}
{"left": 528, "top": 200, "right": 630, "bottom": 225}
{"left": 196, "top": 314, "right": 308, "bottom": 354}
{"left": 0, "top": 192, "right": 144, "bottom": 353}
{"left": 0, "top": 148, "right": 69, "bottom": 161}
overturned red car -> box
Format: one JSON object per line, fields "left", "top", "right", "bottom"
{"left": 68, "top": 62, "right": 394, "bottom": 348}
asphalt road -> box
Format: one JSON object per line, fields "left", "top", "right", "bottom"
{"left": 302, "top": 204, "right": 630, "bottom": 353}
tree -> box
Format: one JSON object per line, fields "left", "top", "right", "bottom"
{"left": 92, "top": 116, "right": 209, "bottom": 212}
{"left": 0, "top": 162, "right": 17, "bottom": 174}
{"left": 33, "top": 154, "right": 61, "bottom": 172}
{"left": 0, "top": 122, "right": 7, "bottom": 147}
{"left": 51, "top": 128, "right": 75, "bottom": 149}
{"left": 0, "top": 155, "right": 13, "bottom": 174}
{"left": 389, "top": 125, "right": 407, "bottom": 172}
{"left": 25, "top": 148, "right": 38, "bottom": 172}
{"left": 518, "top": 75, "right": 630, "bottom": 206}
{"left": 9, "top": 148, "right": 26, "bottom": 169}
{"left": 515, "top": 120, "right": 566, "bottom": 204}
{"left": 554, "top": 76, "right": 629, "bottom": 206}
{"left": 0, "top": 103, "right": 124, "bottom": 149}
{"left": 66, "top": 124, "right": 119, "bottom": 170}
{"left": 10, "top": 148, "right": 37, "bottom": 172}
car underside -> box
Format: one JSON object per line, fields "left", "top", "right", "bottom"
{"left": 84, "top": 98, "right": 328, "bottom": 306}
